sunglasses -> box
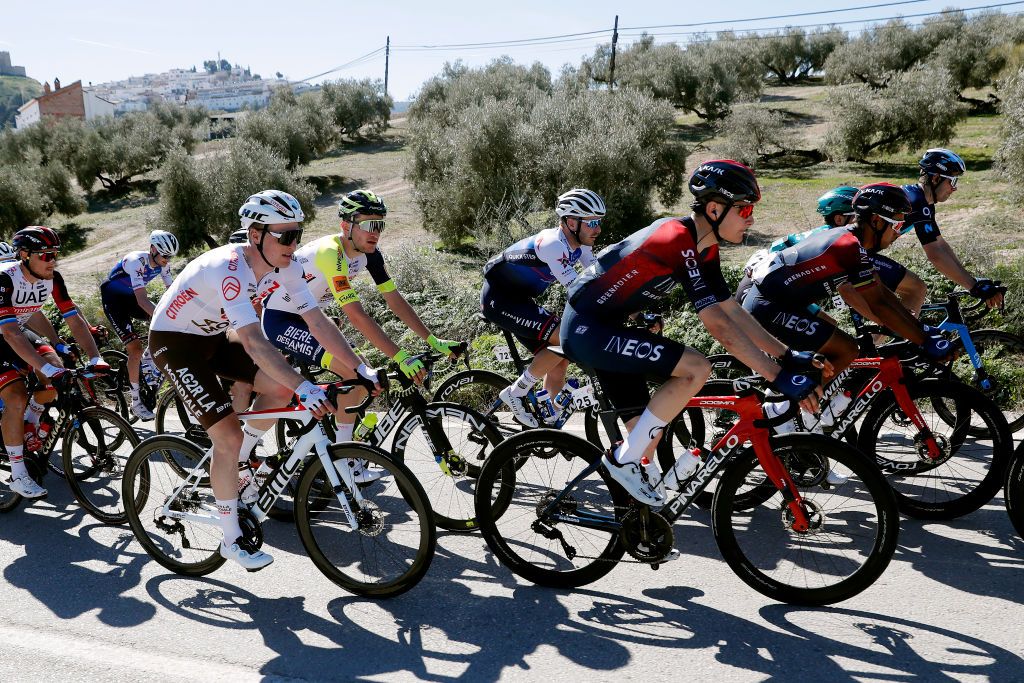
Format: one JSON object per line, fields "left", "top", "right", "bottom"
{"left": 876, "top": 215, "right": 911, "bottom": 235}
{"left": 735, "top": 203, "right": 755, "bottom": 219}
{"left": 354, "top": 219, "right": 386, "bottom": 234}
{"left": 938, "top": 174, "right": 959, "bottom": 188}
{"left": 265, "top": 227, "right": 303, "bottom": 246}
{"left": 32, "top": 250, "right": 59, "bottom": 262}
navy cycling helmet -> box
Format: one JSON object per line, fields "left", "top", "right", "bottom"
{"left": 919, "top": 148, "right": 966, "bottom": 177}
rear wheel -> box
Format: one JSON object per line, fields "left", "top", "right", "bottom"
{"left": 713, "top": 433, "right": 899, "bottom": 606}
{"left": 122, "top": 436, "right": 226, "bottom": 576}
{"left": 1005, "top": 445, "right": 1024, "bottom": 540}
{"left": 62, "top": 406, "right": 141, "bottom": 524}
{"left": 950, "top": 329, "right": 1024, "bottom": 433}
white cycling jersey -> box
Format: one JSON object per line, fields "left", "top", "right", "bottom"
{"left": 151, "top": 244, "right": 316, "bottom": 336}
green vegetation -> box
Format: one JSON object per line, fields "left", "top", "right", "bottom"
{"left": 0, "top": 75, "right": 41, "bottom": 129}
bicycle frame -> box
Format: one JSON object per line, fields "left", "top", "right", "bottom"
{"left": 921, "top": 295, "right": 993, "bottom": 391}
{"left": 157, "top": 407, "right": 366, "bottom": 531}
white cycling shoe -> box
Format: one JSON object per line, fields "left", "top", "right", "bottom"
{"left": 132, "top": 400, "right": 155, "bottom": 422}
{"left": 602, "top": 453, "right": 664, "bottom": 506}
{"left": 498, "top": 387, "right": 538, "bottom": 428}
{"left": 220, "top": 536, "right": 274, "bottom": 572}
{"left": 9, "top": 475, "right": 47, "bottom": 499}
{"left": 826, "top": 468, "right": 849, "bottom": 486}
{"left": 347, "top": 458, "right": 385, "bottom": 484}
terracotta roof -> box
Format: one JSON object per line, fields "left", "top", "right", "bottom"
{"left": 17, "top": 79, "right": 83, "bottom": 113}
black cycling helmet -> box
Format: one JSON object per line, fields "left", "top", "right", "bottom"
{"left": 12, "top": 225, "right": 61, "bottom": 253}
{"left": 338, "top": 189, "right": 387, "bottom": 219}
{"left": 688, "top": 159, "right": 761, "bottom": 239}
{"left": 852, "top": 182, "right": 911, "bottom": 226}
{"left": 919, "top": 148, "right": 966, "bottom": 177}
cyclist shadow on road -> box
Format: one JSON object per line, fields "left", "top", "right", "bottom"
{"left": 892, "top": 505, "right": 1024, "bottom": 605}
{"left": 1, "top": 490, "right": 155, "bottom": 627}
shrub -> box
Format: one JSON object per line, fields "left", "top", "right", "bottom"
{"left": 158, "top": 139, "right": 316, "bottom": 249}
{"left": 996, "top": 67, "right": 1024, "bottom": 199}
{"left": 824, "top": 65, "right": 968, "bottom": 160}
{"left": 0, "top": 160, "right": 84, "bottom": 234}
{"left": 713, "top": 105, "right": 796, "bottom": 166}
{"left": 756, "top": 28, "right": 847, "bottom": 83}
{"left": 319, "top": 79, "right": 392, "bottom": 139}
{"left": 825, "top": 19, "right": 932, "bottom": 88}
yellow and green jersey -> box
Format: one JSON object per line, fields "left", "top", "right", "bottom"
{"left": 263, "top": 234, "right": 395, "bottom": 314}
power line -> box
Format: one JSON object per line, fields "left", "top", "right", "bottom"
{"left": 622, "top": 0, "right": 934, "bottom": 30}
{"left": 294, "top": 47, "right": 386, "bottom": 83}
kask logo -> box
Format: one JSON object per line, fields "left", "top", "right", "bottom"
{"left": 222, "top": 276, "right": 241, "bottom": 301}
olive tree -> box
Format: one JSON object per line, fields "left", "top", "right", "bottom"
{"left": 995, "top": 67, "right": 1024, "bottom": 199}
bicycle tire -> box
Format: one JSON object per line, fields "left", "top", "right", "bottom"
{"left": 713, "top": 433, "right": 899, "bottom": 606}
{"left": 62, "top": 406, "right": 141, "bottom": 524}
{"left": 122, "top": 435, "right": 226, "bottom": 576}
{"left": 950, "top": 329, "right": 1024, "bottom": 434}
{"left": 99, "top": 349, "right": 133, "bottom": 423}
{"left": 155, "top": 390, "right": 212, "bottom": 454}
{"left": 858, "top": 379, "right": 1011, "bottom": 520}
{"left": 1004, "top": 444, "right": 1024, "bottom": 539}
{"left": 294, "top": 443, "right": 436, "bottom": 598}
{"left": 475, "top": 429, "right": 627, "bottom": 588}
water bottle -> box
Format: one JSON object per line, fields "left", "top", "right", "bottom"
{"left": 553, "top": 379, "right": 578, "bottom": 414}
{"left": 353, "top": 412, "right": 378, "bottom": 441}
{"left": 535, "top": 389, "right": 555, "bottom": 422}
{"left": 663, "top": 448, "right": 702, "bottom": 490}
{"left": 801, "top": 390, "right": 852, "bottom": 432}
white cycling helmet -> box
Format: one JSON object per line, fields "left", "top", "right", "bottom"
{"left": 555, "top": 188, "right": 607, "bottom": 218}
{"left": 238, "top": 190, "right": 305, "bottom": 231}
{"left": 0, "top": 241, "right": 16, "bottom": 261}
{"left": 149, "top": 230, "right": 179, "bottom": 257}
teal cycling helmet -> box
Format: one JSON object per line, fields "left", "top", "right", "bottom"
{"left": 816, "top": 186, "right": 858, "bottom": 217}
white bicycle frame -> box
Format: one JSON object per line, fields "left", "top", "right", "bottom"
{"left": 157, "top": 405, "right": 365, "bottom": 530}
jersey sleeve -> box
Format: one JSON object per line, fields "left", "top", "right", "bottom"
{"left": 215, "top": 266, "right": 260, "bottom": 330}
{"left": 579, "top": 246, "right": 597, "bottom": 270}
{"left": 535, "top": 235, "right": 579, "bottom": 287}
{"left": 366, "top": 250, "right": 396, "bottom": 293}
{"left": 700, "top": 245, "right": 733, "bottom": 303}
{"left": 0, "top": 271, "right": 17, "bottom": 327}
{"left": 125, "top": 254, "right": 149, "bottom": 291}
{"left": 51, "top": 271, "right": 78, "bottom": 317}
{"left": 669, "top": 225, "right": 721, "bottom": 314}
{"left": 276, "top": 259, "right": 318, "bottom": 314}
{"left": 912, "top": 216, "right": 941, "bottom": 245}
{"left": 836, "top": 233, "right": 877, "bottom": 291}
{"left": 315, "top": 244, "right": 360, "bottom": 308}
{"left": 161, "top": 266, "right": 173, "bottom": 287}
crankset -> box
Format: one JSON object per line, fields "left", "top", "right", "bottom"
{"left": 238, "top": 507, "right": 263, "bottom": 548}
{"left": 619, "top": 508, "right": 675, "bottom": 563}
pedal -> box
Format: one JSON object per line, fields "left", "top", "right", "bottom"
{"left": 651, "top": 548, "right": 681, "bottom": 569}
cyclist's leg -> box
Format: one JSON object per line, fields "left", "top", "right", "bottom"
{"left": 0, "top": 371, "right": 37, "bottom": 493}
{"left": 542, "top": 327, "right": 570, "bottom": 396}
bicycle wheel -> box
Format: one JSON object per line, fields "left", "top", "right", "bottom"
{"left": 62, "top": 406, "right": 141, "bottom": 524}
{"left": 859, "top": 379, "right": 1011, "bottom": 519}
{"left": 261, "top": 417, "right": 321, "bottom": 523}
{"left": 392, "top": 401, "right": 505, "bottom": 531}
{"left": 1005, "top": 444, "right": 1024, "bottom": 540}
{"left": 294, "top": 443, "right": 436, "bottom": 598}
{"left": 951, "top": 329, "right": 1024, "bottom": 433}
{"left": 98, "top": 349, "right": 132, "bottom": 422}
{"left": 475, "top": 429, "right": 627, "bottom": 588}
{"left": 122, "top": 435, "right": 226, "bottom": 576}
{"left": 155, "top": 390, "right": 212, "bottom": 453}
{"left": 713, "top": 433, "right": 899, "bottom": 606}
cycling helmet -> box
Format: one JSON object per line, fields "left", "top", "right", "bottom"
{"left": 919, "top": 148, "right": 966, "bottom": 177}
{"left": 12, "top": 225, "right": 61, "bottom": 253}
{"left": 238, "top": 190, "right": 305, "bottom": 231}
{"left": 689, "top": 159, "right": 761, "bottom": 205}
{"left": 0, "top": 241, "right": 16, "bottom": 261}
{"left": 228, "top": 228, "right": 249, "bottom": 244}
{"left": 338, "top": 190, "right": 387, "bottom": 219}
{"left": 852, "top": 183, "right": 911, "bottom": 221}
{"left": 816, "top": 186, "right": 858, "bottom": 217}
{"left": 555, "top": 189, "right": 607, "bottom": 218}
{"left": 149, "top": 229, "right": 179, "bottom": 257}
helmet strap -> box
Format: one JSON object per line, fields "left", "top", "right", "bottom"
{"left": 255, "top": 228, "right": 276, "bottom": 269}
{"left": 706, "top": 203, "right": 731, "bottom": 241}
{"left": 564, "top": 217, "right": 582, "bottom": 244}
{"left": 22, "top": 255, "right": 45, "bottom": 280}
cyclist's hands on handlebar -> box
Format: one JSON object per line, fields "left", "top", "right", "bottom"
{"left": 86, "top": 357, "right": 112, "bottom": 376}
{"left": 296, "top": 380, "right": 337, "bottom": 419}
{"left": 355, "top": 363, "right": 384, "bottom": 396}
{"left": 772, "top": 349, "right": 826, "bottom": 414}
{"left": 427, "top": 334, "right": 463, "bottom": 359}
{"left": 393, "top": 349, "right": 427, "bottom": 384}
{"left": 970, "top": 277, "right": 1006, "bottom": 309}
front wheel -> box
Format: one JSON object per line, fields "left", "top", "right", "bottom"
{"left": 1005, "top": 445, "right": 1024, "bottom": 540}
{"left": 475, "top": 429, "right": 627, "bottom": 588}
{"left": 122, "top": 435, "right": 226, "bottom": 576}
{"left": 391, "top": 401, "right": 504, "bottom": 531}
{"left": 713, "top": 434, "right": 899, "bottom": 606}
{"left": 952, "top": 329, "right": 1024, "bottom": 433}
{"left": 62, "top": 406, "right": 141, "bottom": 524}
{"left": 859, "top": 379, "right": 1011, "bottom": 519}
{"left": 294, "top": 443, "right": 436, "bottom": 598}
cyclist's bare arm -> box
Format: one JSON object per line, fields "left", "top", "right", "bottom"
{"left": 923, "top": 238, "right": 976, "bottom": 290}
{"left": 699, "top": 303, "right": 782, "bottom": 381}
{"left": 65, "top": 312, "right": 102, "bottom": 359}
{"left": 299, "top": 307, "right": 366, "bottom": 374}
{"left": 343, "top": 300, "right": 401, "bottom": 358}
{"left": 839, "top": 279, "right": 926, "bottom": 345}
{"left": 133, "top": 287, "right": 156, "bottom": 317}
{"left": 25, "top": 310, "right": 61, "bottom": 345}
{"left": 717, "top": 298, "right": 788, "bottom": 358}
{"left": 382, "top": 289, "right": 431, "bottom": 340}
{"left": 234, "top": 323, "right": 308, "bottom": 393}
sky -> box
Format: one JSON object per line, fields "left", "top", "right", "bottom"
{"left": 1, "top": 0, "right": 1018, "bottom": 100}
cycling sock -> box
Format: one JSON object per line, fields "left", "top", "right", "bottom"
{"left": 7, "top": 445, "right": 26, "bottom": 480}
{"left": 334, "top": 421, "right": 354, "bottom": 444}
{"left": 614, "top": 410, "right": 668, "bottom": 465}
{"left": 239, "top": 424, "right": 269, "bottom": 464}
{"left": 509, "top": 369, "right": 539, "bottom": 398}
{"left": 216, "top": 498, "right": 244, "bottom": 542}
{"left": 25, "top": 398, "right": 45, "bottom": 427}
{"left": 129, "top": 383, "right": 140, "bottom": 402}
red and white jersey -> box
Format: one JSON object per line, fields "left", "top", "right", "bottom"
{"left": 151, "top": 244, "right": 316, "bottom": 336}
{"left": 0, "top": 261, "right": 77, "bottom": 328}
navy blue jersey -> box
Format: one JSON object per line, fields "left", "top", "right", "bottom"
{"left": 484, "top": 228, "right": 595, "bottom": 299}
{"left": 902, "top": 184, "right": 941, "bottom": 246}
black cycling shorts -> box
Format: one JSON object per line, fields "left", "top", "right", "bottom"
{"left": 742, "top": 285, "right": 836, "bottom": 352}
{"left": 149, "top": 329, "right": 259, "bottom": 430}
{"left": 101, "top": 282, "right": 149, "bottom": 345}
{"left": 480, "top": 281, "right": 559, "bottom": 354}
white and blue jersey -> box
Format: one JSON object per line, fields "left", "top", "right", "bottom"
{"left": 483, "top": 228, "right": 596, "bottom": 299}
{"left": 103, "top": 251, "right": 173, "bottom": 296}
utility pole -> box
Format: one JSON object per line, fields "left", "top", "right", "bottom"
{"left": 609, "top": 15, "right": 619, "bottom": 92}
{"left": 384, "top": 36, "right": 390, "bottom": 96}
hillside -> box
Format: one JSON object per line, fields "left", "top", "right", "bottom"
{"left": 55, "top": 83, "right": 1023, "bottom": 291}
{"left": 0, "top": 75, "right": 41, "bottom": 129}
